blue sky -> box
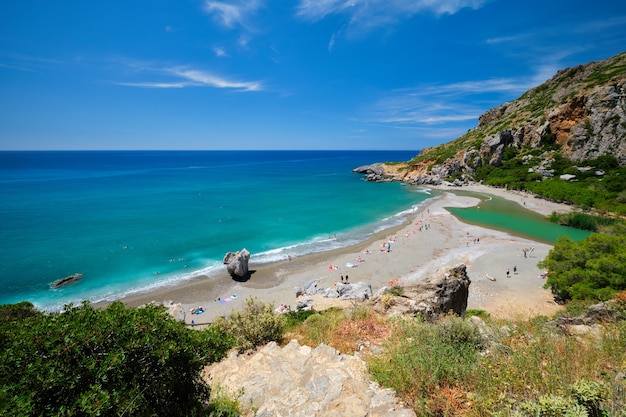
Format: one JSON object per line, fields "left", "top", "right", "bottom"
{"left": 1, "top": 1, "right": 625, "bottom": 150}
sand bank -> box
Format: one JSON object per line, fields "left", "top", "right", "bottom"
{"left": 114, "top": 185, "right": 574, "bottom": 324}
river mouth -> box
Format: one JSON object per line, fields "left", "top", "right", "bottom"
{"left": 443, "top": 190, "right": 591, "bottom": 244}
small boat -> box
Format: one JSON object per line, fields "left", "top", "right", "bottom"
{"left": 51, "top": 273, "right": 83, "bottom": 288}
{"left": 485, "top": 272, "right": 496, "bottom": 282}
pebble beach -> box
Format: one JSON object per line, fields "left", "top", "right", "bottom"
{"left": 113, "top": 184, "right": 576, "bottom": 324}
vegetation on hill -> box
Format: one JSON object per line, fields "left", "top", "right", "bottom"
{"left": 2, "top": 293, "right": 626, "bottom": 416}
{"left": 403, "top": 51, "right": 626, "bottom": 218}
{"left": 474, "top": 152, "right": 626, "bottom": 218}
{"left": 285, "top": 299, "right": 626, "bottom": 416}
{"left": 0, "top": 301, "right": 236, "bottom": 417}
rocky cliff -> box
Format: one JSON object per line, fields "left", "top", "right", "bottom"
{"left": 356, "top": 51, "right": 626, "bottom": 185}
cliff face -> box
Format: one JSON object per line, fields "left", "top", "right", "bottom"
{"left": 374, "top": 52, "right": 626, "bottom": 184}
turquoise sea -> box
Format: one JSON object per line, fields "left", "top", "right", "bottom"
{"left": 0, "top": 151, "right": 591, "bottom": 311}
{"left": 0, "top": 151, "right": 431, "bottom": 311}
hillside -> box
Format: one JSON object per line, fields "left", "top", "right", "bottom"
{"left": 358, "top": 51, "right": 626, "bottom": 215}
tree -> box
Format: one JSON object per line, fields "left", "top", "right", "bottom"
{"left": 0, "top": 301, "right": 234, "bottom": 416}
{"left": 539, "top": 232, "right": 626, "bottom": 301}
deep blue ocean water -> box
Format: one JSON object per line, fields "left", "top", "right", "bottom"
{"left": 0, "top": 150, "right": 431, "bottom": 311}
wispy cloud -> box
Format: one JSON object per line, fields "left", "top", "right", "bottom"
{"left": 574, "top": 15, "right": 626, "bottom": 34}
{"left": 0, "top": 51, "right": 62, "bottom": 72}
{"left": 213, "top": 46, "right": 228, "bottom": 57}
{"left": 368, "top": 70, "right": 545, "bottom": 139}
{"left": 296, "top": 0, "right": 488, "bottom": 30}
{"left": 114, "top": 61, "right": 262, "bottom": 91}
{"left": 203, "top": 0, "right": 263, "bottom": 29}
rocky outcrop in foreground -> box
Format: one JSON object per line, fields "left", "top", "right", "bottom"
{"left": 369, "top": 264, "right": 471, "bottom": 320}
{"left": 204, "top": 340, "right": 415, "bottom": 417}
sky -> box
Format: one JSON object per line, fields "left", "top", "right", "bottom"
{"left": 1, "top": 1, "right": 625, "bottom": 151}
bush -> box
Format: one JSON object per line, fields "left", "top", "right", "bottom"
{"left": 0, "top": 301, "right": 232, "bottom": 417}
{"left": 283, "top": 309, "right": 318, "bottom": 330}
{"left": 539, "top": 233, "right": 626, "bottom": 301}
{"left": 515, "top": 379, "right": 609, "bottom": 417}
{"left": 214, "top": 297, "right": 285, "bottom": 352}
{"left": 517, "top": 394, "right": 588, "bottom": 416}
{"left": 368, "top": 315, "right": 484, "bottom": 413}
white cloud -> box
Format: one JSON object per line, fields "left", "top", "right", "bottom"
{"left": 296, "top": 0, "right": 488, "bottom": 29}
{"left": 203, "top": 0, "right": 263, "bottom": 29}
{"left": 213, "top": 46, "right": 228, "bottom": 57}
{"left": 113, "top": 60, "right": 262, "bottom": 92}
{"left": 167, "top": 67, "right": 262, "bottom": 91}
{"left": 369, "top": 69, "right": 548, "bottom": 131}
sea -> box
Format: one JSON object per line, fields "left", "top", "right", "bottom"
{"left": 0, "top": 150, "right": 592, "bottom": 312}
{"left": 0, "top": 150, "right": 432, "bottom": 311}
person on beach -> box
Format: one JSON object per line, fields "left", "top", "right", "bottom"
{"left": 506, "top": 268, "right": 510, "bottom": 278}
{"left": 340, "top": 274, "right": 344, "bottom": 282}
{"left": 513, "top": 265, "right": 517, "bottom": 275}
{"left": 345, "top": 274, "right": 349, "bottom": 283}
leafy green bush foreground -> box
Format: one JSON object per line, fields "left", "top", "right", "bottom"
{"left": 0, "top": 301, "right": 235, "bottom": 417}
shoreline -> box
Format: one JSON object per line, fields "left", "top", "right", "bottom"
{"left": 105, "top": 184, "right": 574, "bottom": 323}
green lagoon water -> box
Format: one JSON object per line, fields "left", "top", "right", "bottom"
{"left": 446, "top": 191, "right": 592, "bottom": 244}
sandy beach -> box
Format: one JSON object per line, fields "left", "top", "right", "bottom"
{"left": 113, "top": 184, "right": 574, "bottom": 324}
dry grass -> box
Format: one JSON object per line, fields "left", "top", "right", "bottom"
{"left": 286, "top": 304, "right": 391, "bottom": 354}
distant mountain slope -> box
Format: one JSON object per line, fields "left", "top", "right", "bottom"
{"left": 390, "top": 51, "right": 626, "bottom": 182}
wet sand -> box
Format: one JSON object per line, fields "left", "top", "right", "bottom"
{"left": 106, "top": 184, "right": 572, "bottom": 324}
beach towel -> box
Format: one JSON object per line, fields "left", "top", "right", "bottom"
{"left": 218, "top": 295, "right": 237, "bottom": 304}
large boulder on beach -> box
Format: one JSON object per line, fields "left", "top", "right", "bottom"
{"left": 370, "top": 264, "right": 471, "bottom": 320}
{"left": 223, "top": 248, "right": 250, "bottom": 278}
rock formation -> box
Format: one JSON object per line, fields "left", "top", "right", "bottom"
{"left": 352, "top": 164, "right": 392, "bottom": 182}
{"left": 369, "top": 264, "right": 471, "bottom": 320}
{"left": 548, "top": 301, "right": 624, "bottom": 339}
{"left": 223, "top": 248, "right": 250, "bottom": 278}
{"left": 296, "top": 280, "right": 373, "bottom": 301}
{"left": 355, "top": 52, "right": 626, "bottom": 185}
{"left": 204, "top": 340, "right": 416, "bottom": 417}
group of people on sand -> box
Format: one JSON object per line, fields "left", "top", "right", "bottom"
{"left": 190, "top": 305, "right": 205, "bottom": 315}
{"left": 275, "top": 304, "right": 291, "bottom": 314}
{"left": 506, "top": 265, "right": 518, "bottom": 278}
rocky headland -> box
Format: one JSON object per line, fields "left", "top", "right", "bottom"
{"left": 354, "top": 52, "right": 626, "bottom": 187}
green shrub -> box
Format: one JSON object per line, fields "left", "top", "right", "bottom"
{"left": 515, "top": 379, "right": 609, "bottom": 417}
{"left": 384, "top": 285, "right": 405, "bottom": 297}
{"left": 571, "top": 379, "right": 609, "bottom": 417}
{"left": 539, "top": 233, "right": 626, "bottom": 301}
{"left": 283, "top": 309, "right": 318, "bottom": 330}
{"left": 0, "top": 301, "right": 40, "bottom": 323}
{"left": 296, "top": 308, "right": 346, "bottom": 346}
{"left": 205, "top": 386, "right": 254, "bottom": 417}
{"left": 214, "top": 297, "right": 285, "bottom": 352}
{"left": 0, "top": 301, "right": 230, "bottom": 417}
{"left": 368, "top": 316, "right": 484, "bottom": 412}
{"left": 517, "top": 394, "right": 588, "bottom": 416}
{"left": 548, "top": 211, "right": 620, "bottom": 232}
